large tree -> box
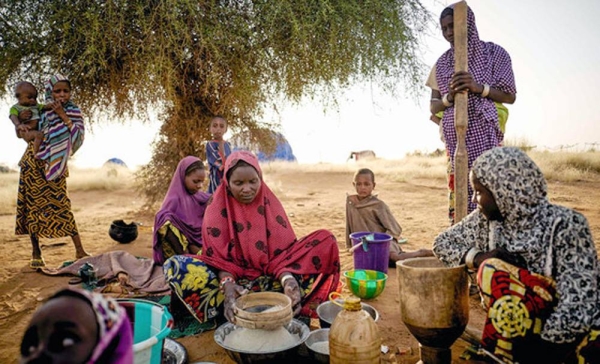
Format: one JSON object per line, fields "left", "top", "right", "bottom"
{"left": 0, "top": 0, "right": 431, "bottom": 205}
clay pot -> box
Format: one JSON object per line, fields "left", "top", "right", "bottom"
{"left": 108, "top": 220, "right": 138, "bottom": 244}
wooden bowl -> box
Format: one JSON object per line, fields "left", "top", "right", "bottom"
{"left": 233, "top": 292, "right": 293, "bottom": 330}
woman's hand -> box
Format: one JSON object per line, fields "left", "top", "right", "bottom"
{"left": 281, "top": 274, "right": 302, "bottom": 316}
{"left": 14, "top": 111, "right": 32, "bottom": 139}
{"left": 223, "top": 282, "right": 249, "bottom": 323}
{"left": 474, "top": 247, "right": 527, "bottom": 269}
{"left": 15, "top": 124, "right": 30, "bottom": 136}
{"left": 450, "top": 71, "right": 482, "bottom": 95}
{"left": 48, "top": 101, "right": 69, "bottom": 123}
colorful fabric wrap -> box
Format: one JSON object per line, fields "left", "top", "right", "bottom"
{"left": 200, "top": 150, "right": 340, "bottom": 282}
{"left": 36, "top": 74, "right": 84, "bottom": 181}
{"left": 152, "top": 156, "right": 209, "bottom": 265}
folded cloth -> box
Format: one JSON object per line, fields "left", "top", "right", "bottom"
{"left": 41, "top": 250, "right": 170, "bottom": 295}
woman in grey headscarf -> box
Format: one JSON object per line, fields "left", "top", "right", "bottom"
{"left": 433, "top": 147, "right": 599, "bottom": 364}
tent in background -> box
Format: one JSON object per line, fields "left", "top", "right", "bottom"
{"left": 104, "top": 158, "right": 128, "bottom": 168}
{"left": 230, "top": 131, "right": 297, "bottom": 162}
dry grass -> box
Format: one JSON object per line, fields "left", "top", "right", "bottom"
{"left": 530, "top": 151, "right": 600, "bottom": 182}
{"left": 0, "top": 166, "right": 135, "bottom": 215}
{"left": 262, "top": 150, "right": 600, "bottom": 185}
{"left": 262, "top": 155, "right": 449, "bottom": 181}
{"left": 1, "top": 150, "right": 599, "bottom": 216}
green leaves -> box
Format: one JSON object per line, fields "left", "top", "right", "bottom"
{"left": 0, "top": 0, "right": 431, "bottom": 204}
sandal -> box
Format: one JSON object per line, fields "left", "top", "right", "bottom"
{"left": 29, "top": 258, "right": 46, "bottom": 269}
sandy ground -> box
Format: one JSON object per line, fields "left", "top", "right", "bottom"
{"left": 1, "top": 163, "right": 599, "bottom": 363}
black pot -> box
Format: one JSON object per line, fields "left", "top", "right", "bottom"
{"left": 109, "top": 220, "right": 138, "bottom": 244}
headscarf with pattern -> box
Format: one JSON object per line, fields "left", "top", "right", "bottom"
{"left": 36, "top": 74, "right": 85, "bottom": 180}
{"left": 435, "top": 4, "right": 517, "bottom": 174}
{"left": 434, "top": 147, "right": 600, "bottom": 343}
{"left": 200, "top": 150, "right": 340, "bottom": 280}
{"left": 49, "top": 288, "right": 133, "bottom": 364}
{"left": 152, "top": 156, "right": 210, "bottom": 264}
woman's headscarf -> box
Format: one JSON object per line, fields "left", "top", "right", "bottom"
{"left": 435, "top": 4, "right": 517, "bottom": 171}
{"left": 153, "top": 156, "right": 210, "bottom": 264}
{"left": 36, "top": 74, "right": 85, "bottom": 180}
{"left": 439, "top": 147, "right": 600, "bottom": 344}
{"left": 472, "top": 147, "right": 548, "bottom": 228}
{"left": 200, "top": 151, "right": 339, "bottom": 280}
{"left": 50, "top": 288, "right": 133, "bottom": 364}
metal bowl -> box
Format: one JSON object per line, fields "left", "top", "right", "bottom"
{"left": 316, "top": 300, "right": 379, "bottom": 329}
{"left": 214, "top": 318, "right": 310, "bottom": 364}
{"left": 303, "top": 328, "right": 330, "bottom": 364}
{"left": 162, "top": 338, "right": 188, "bottom": 364}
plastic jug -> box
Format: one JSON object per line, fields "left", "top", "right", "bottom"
{"left": 329, "top": 293, "right": 381, "bottom": 363}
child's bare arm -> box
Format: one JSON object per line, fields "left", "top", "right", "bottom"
{"left": 11, "top": 114, "right": 30, "bottom": 137}
{"left": 10, "top": 114, "right": 20, "bottom": 127}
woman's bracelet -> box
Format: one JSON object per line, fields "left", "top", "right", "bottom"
{"left": 442, "top": 93, "right": 454, "bottom": 107}
{"left": 481, "top": 84, "right": 490, "bottom": 98}
{"left": 464, "top": 247, "right": 481, "bottom": 270}
{"left": 280, "top": 274, "right": 296, "bottom": 287}
{"left": 219, "top": 276, "right": 235, "bottom": 292}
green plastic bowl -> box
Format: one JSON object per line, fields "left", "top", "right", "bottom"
{"left": 344, "top": 269, "right": 388, "bottom": 300}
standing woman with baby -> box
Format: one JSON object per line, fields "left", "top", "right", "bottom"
{"left": 14, "top": 74, "right": 89, "bottom": 268}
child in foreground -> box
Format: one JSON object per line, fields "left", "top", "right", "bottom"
{"left": 346, "top": 168, "right": 434, "bottom": 265}
{"left": 9, "top": 81, "right": 45, "bottom": 152}
{"left": 20, "top": 288, "right": 133, "bottom": 363}
{"left": 205, "top": 115, "right": 232, "bottom": 194}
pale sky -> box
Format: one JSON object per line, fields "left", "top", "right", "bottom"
{"left": 1, "top": 0, "right": 599, "bottom": 169}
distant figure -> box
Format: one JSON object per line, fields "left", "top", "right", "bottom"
{"left": 205, "top": 116, "right": 232, "bottom": 194}
{"left": 348, "top": 150, "right": 376, "bottom": 161}
{"left": 346, "top": 168, "right": 433, "bottom": 265}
